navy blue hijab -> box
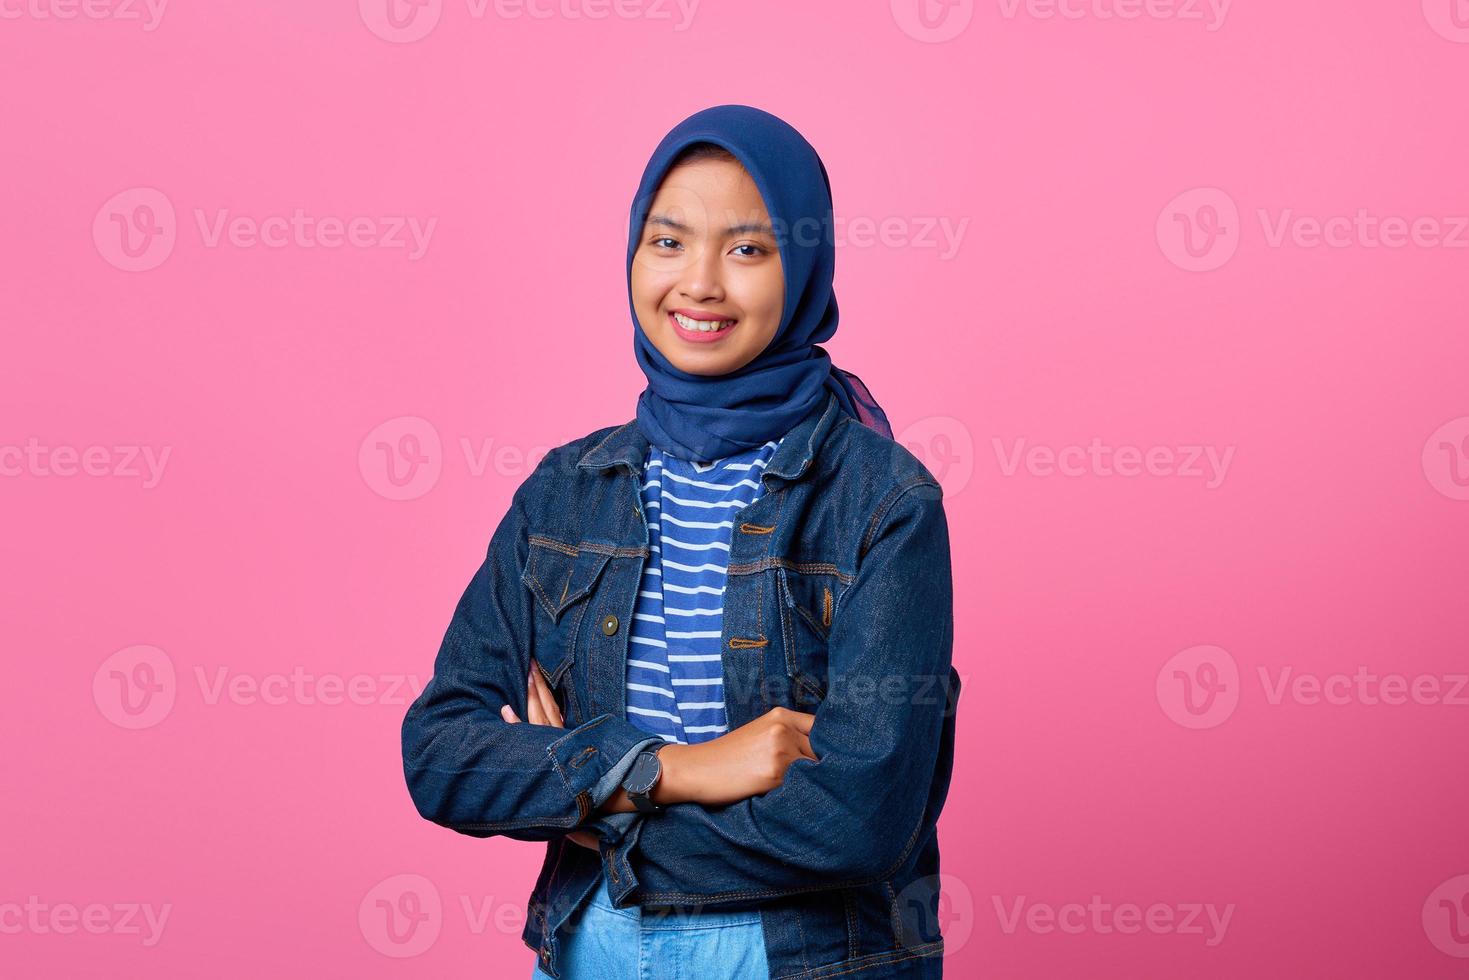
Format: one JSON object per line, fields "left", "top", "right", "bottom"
{"left": 629, "top": 104, "right": 892, "bottom": 462}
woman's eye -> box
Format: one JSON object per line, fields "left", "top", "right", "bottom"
{"left": 651, "top": 236, "right": 680, "bottom": 250}
{"left": 732, "top": 244, "right": 766, "bottom": 257}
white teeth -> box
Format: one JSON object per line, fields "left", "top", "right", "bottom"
{"left": 673, "top": 312, "right": 733, "bottom": 332}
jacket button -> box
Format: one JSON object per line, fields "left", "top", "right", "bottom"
{"left": 601, "top": 614, "right": 619, "bottom": 636}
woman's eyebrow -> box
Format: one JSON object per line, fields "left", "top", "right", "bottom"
{"left": 645, "top": 212, "right": 774, "bottom": 237}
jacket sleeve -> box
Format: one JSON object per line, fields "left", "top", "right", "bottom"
{"left": 400, "top": 465, "right": 665, "bottom": 843}
{"left": 602, "top": 478, "right": 959, "bottom": 907}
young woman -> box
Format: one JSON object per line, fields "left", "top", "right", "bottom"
{"left": 402, "top": 104, "right": 959, "bottom": 980}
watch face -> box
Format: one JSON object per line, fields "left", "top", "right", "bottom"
{"left": 628, "top": 750, "right": 660, "bottom": 794}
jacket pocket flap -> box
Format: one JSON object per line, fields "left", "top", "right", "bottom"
{"left": 522, "top": 535, "right": 613, "bottom": 625}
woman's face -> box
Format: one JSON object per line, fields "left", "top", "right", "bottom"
{"left": 631, "top": 157, "right": 785, "bottom": 377}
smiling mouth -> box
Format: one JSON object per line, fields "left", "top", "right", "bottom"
{"left": 669, "top": 315, "right": 740, "bottom": 346}
{"left": 671, "top": 311, "right": 737, "bottom": 333}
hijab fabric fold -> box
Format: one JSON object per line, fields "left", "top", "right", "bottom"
{"left": 628, "top": 104, "right": 893, "bottom": 462}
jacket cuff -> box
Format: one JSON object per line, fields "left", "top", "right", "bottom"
{"left": 583, "top": 810, "right": 642, "bottom": 847}
{"left": 545, "top": 714, "right": 663, "bottom": 817}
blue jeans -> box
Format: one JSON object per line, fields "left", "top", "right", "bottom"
{"left": 530, "top": 872, "right": 769, "bottom": 980}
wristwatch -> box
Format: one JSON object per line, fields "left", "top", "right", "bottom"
{"left": 621, "top": 741, "right": 670, "bottom": 813}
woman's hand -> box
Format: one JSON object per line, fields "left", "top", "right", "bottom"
{"left": 658, "top": 707, "right": 818, "bottom": 807}
{"left": 501, "top": 660, "right": 601, "bottom": 851}
{"left": 502, "top": 662, "right": 818, "bottom": 831}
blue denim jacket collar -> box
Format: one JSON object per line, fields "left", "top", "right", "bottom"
{"left": 576, "top": 390, "right": 842, "bottom": 486}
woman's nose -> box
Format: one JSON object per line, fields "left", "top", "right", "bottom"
{"left": 679, "top": 245, "right": 725, "bottom": 302}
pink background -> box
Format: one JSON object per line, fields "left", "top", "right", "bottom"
{"left": 4, "top": 1, "right": 1468, "bottom": 977}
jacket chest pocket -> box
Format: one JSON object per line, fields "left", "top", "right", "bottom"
{"left": 776, "top": 565, "right": 840, "bottom": 709}
{"left": 520, "top": 534, "right": 612, "bottom": 724}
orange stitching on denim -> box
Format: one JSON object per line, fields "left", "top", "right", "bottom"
{"left": 883, "top": 881, "right": 902, "bottom": 948}
{"left": 524, "top": 546, "right": 554, "bottom": 615}
{"left": 568, "top": 746, "right": 597, "bottom": 769}
{"left": 726, "top": 557, "right": 854, "bottom": 585}
{"left": 738, "top": 521, "right": 775, "bottom": 534}
{"left": 793, "top": 942, "right": 945, "bottom": 980}
{"left": 822, "top": 587, "right": 832, "bottom": 627}
{"left": 528, "top": 533, "right": 579, "bottom": 556}
{"left": 729, "top": 636, "right": 768, "bottom": 649}
{"left": 528, "top": 534, "right": 643, "bottom": 559}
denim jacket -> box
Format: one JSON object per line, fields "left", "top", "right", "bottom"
{"left": 401, "top": 391, "right": 960, "bottom": 979}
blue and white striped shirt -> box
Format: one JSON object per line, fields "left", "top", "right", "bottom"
{"left": 623, "top": 436, "right": 784, "bottom": 745}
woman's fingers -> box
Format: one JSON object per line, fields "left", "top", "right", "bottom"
{"left": 793, "top": 729, "right": 818, "bottom": 763}
{"left": 528, "top": 660, "right": 565, "bottom": 728}
{"left": 502, "top": 661, "right": 565, "bottom": 728}
{"left": 784, "top": 709, "right": 817, "bottom": 734}
{"left": 524, "top": 666, "right": 547, "bottom": 726}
